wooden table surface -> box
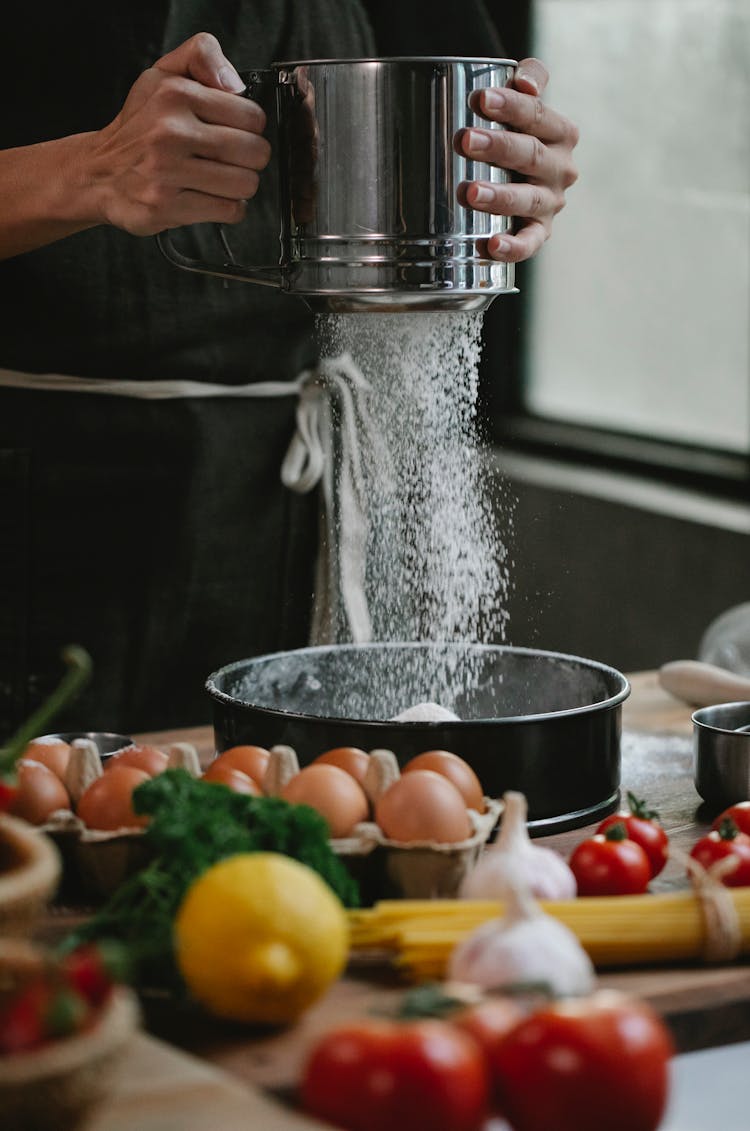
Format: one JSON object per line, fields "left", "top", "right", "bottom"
{"left": 43, "top": 671, "right": 750, "bottom": 1105}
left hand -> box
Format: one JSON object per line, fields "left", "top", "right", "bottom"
{"left": 455, "top": 57, "right": 579, "bottom": 264}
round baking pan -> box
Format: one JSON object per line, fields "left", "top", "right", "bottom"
{"left": 207, "top": 643, "right": 629, "bottom": 835}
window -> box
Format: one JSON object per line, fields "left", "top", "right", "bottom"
{"left": 487, "top": 0, "right": 750, "bottom": 497}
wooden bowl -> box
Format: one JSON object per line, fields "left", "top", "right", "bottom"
{"left": 0, "top": 815, "right": 61, "bottom": 936}
{"left": 0, "top": 940, "right": 140, "bottom": 1131}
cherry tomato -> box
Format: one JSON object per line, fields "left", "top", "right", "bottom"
{"left": 690, "top": 819, "right": 750, "bottom": 886}
{"left": 0, "top": 981, "right": 50, "bottom": 1054}
{"left": 712, "top": 801, "right": 750, "bottom": 837}
{"left": 490, "top": 990, "right": 674, "bottom": 1131}
{"left": 570, "top": 821, "right": 651, "bottom": 896}
{"left": 597, "top": 792, "right": 669, "bottom": 878}
{"left": 301, "top": 1019, "right": 489, "bottom": 1131}
{"left": 62, "top": 942, "right": 129, "bottom": 1007}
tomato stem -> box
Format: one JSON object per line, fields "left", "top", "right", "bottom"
{"left": 717, "top": 817, "right": 740, "bottom": 841}
{"left": 604, "top": 820, "right": 629, "bottom": 842}
{"left": 626, "top": 791, "right": 660, "bottom": 822}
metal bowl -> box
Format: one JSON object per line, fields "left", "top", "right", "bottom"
{"left": 42, "top": 732, "right": 134, "bottom": 764}
{"left": 692, "top": 701, "right": 750, "bottom": 809}
{"left": 207, "top": 643, "right": 629, "bottom": 834}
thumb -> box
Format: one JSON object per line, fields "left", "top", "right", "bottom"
{"left": 155, "top": 32, "right": 246, "bottom": 92}
{"left": 513, "top": 57, "right": 550, "bottom": 97}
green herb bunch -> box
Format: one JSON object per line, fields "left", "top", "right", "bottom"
{"left": 65, "top": 769, "right": 359, "bottom": 989}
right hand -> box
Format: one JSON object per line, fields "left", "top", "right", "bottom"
{"left": 88, "top": 33, "right": 270, "bottom": 235}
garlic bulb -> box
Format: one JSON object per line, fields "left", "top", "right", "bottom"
{"left": 460, "top": 790, "right": 577, "bottom": 901}
{"left": 448, "top": 881, "right": 596, "bottom": 997}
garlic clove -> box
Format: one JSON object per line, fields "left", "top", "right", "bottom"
{"left": 459, "top": 790, "right": 577, "bottom": 902}
{"left": 448, "top": 881, "right": 596, "bottom": 999}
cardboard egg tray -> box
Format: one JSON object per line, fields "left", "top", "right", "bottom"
{"left": 330, "top": 798, "right": 503, "bottom": 904}
{"left": 37, "top": 740, "right": 503, "bottom": 904}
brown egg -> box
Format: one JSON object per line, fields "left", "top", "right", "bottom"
{"left": 375, "top": 770, "right": 472, "bottom": 844}
{"left": 76, "top": 766, "right": 151, "bottom": 830}
{"left": 104, "top": 743, "right": 169, "bottom": 777}
{"left": 281, "top": 764, "right": 369, "bottom": 838}
{"left": 202, "top": 763, "right": 261, "bottom": 796}
{"left": 403, "top": 750, "right": 485, "bottom": 812}
{"left": 22, "top": 737, "right": 71, "bottom": 781}
{"left": 313, "top": 746, "right": 369, "bottom": 784}
{"left": 10, "top": 759, "right": 71, "bottom": 825}
{"left": 209, "top": 745, "right": 270, "bottom": 786}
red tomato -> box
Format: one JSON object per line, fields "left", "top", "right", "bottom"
{"left": 490, "top": 990, "right": 674, "bottom": 1131}
{"left": 597, "top": 792, "right": 669, "bottom": 878}
{"left": 690, "top": 819, "right": 750, "bottom": 886}
{"left": 301, "top": 1019, "right": 489, "bottom": 1131}
{"left": 712, "top": 801, "right": 750, "bottom": 837}
{"left": 570, "top": 822, "right": 651, "bottom": 895}
{"left": 452, "top": 998, "right": 526, "bottom": 1111}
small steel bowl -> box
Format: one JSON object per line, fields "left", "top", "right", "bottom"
{"left": 692, "top": 701, "right": 750, "bottom": 808}
{"left": 41, "top": 732, "right": 134, "bottom": 764}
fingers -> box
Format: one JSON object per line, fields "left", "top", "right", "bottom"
{"left": 187, "top": 83, "right": 266, "bottom": 133}
{"left": 467, "top": 86, "right": 578, "bottom": 147}
{"left": 181, "top": 158, "right": 260, "bottom": 202}
{"left": 155, "top": 31, "right": 245, "bottom": 93}
{"left": 162, "top": 190, "right": 248, "bottom": 229}
{"left": 192, "top": 123, "right": 271, "bottom": 171}
{"left": 487, "top": 222, "right": 549, "bottom": 264}
{"left": 456, "top": 125, "right": 575, "bottom": 189}
{"left": 458, "top": 179, "right": 558, "bottom": 223}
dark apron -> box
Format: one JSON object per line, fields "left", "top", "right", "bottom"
{"left": 0, "top": 386, "right": 318, "bottom": 733}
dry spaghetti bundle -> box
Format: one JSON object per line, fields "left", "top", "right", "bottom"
{"left": 348, "top": 886, "right": 750, "bottom": 981}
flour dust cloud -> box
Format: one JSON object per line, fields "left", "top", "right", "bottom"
{"left": 316, "top": 312, "right": 514, "bottom": 715}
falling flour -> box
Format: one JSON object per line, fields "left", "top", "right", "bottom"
{"left": 316, "top": 312, "right": 513, "bottom": 714}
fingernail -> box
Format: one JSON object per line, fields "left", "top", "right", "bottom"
{"left": 515, "top": 70, "right": 539, "bottom": 94}
{"left": 467, "top": 129, "right": 492, "bottom": 152}
{"left": 218, "top": 65, "right": 246, "bottom": 93}
{"left": 492, "top": 237, "right": 511, "bottom": 255}
{"left": 472, "top": 184, "right": 495, "bottom": 204}
{"left": 483, "top": 90, "right": 506, "bottom": 111}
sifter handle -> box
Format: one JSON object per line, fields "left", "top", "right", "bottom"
{"left": 155, "top": 68, "right": 285, "bottom": 288}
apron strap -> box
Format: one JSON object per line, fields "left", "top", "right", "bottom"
{"left": 0, "top": 358, "right": 375, "bottom": 646}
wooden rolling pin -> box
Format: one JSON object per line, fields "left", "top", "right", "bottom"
{"left": 659, "top": 660, "right": 750, "bottom": 708}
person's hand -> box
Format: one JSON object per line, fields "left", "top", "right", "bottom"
{"left": 87, "top": 33, "right": 270, "bottom": 235}
{"left": 455, "top": 57, "right": 579, "bottom": 263}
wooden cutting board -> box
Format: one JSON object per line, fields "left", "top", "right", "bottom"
{"left": 82, "top": 1031, "right": 331, "bottom": 1131}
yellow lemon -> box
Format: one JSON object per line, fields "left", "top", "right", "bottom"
{"left": 174, "top": 852, "right": 349, "bottom": 1025}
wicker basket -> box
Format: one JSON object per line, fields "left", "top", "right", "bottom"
{"left": 0, "top": 939, "right": 140, "bottom": 1131}
{"left": 0, "top": 815, "right": 61, "bottom": 937}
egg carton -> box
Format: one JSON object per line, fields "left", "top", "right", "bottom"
{"left": 37, "top": 740, "right": 199, "bottom": 900}
{"left": 329, "top": 799, "right": 503, "bottom": 904}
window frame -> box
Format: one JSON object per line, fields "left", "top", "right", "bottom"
{"left": 479, "top": 5, "right": 750, "bottom": 507}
